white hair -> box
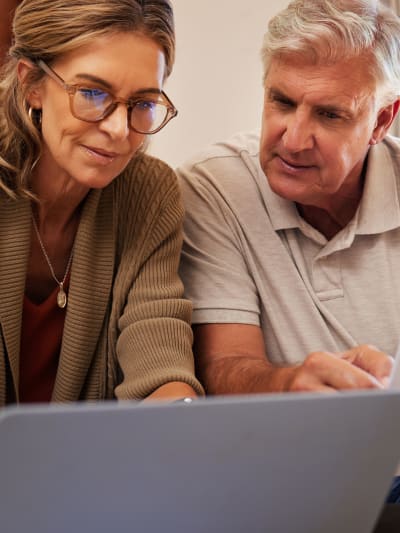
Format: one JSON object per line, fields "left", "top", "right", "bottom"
{"left": 261, "top": 0, "right": 400, "bottom": 106}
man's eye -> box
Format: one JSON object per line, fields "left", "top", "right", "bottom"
{"left": 320, "top": 110, "right": 340, "bottom": 120}
{"left": 271, "top": 96, "right": 293, "bottom": 108}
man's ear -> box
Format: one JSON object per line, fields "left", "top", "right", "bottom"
{"left": 370, "top": 99, "right": 400, "bottom": 145}
{"left": 17, "top": 58, "right": 42, "bottom": 108}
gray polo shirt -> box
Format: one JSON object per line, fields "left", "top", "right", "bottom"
{"left": 178, "top": 132, "right": 400, "bottom": 365}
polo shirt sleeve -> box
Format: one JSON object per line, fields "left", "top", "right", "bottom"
{"left": 178, "top": 158, "right": 260, "bottom": 326}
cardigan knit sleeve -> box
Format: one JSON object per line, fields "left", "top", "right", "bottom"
{"left": 111, "top": 155, "right": 204, "bottom": 399}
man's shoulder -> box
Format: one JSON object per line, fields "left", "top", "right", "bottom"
{"left": 177, "top": 130, "right": 261, "bottom": 190}
{"left": 382, "top": 134, "right": 400, "bottom": 162}
{"left": 369, "top": 135, "right": 400, "bottom": 181}
{"left": 179, "top": 130, "right": 259, "bottom": 169}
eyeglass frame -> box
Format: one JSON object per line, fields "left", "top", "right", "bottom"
{"left": 35, "top": 59, "right": 178, "bottom": 134}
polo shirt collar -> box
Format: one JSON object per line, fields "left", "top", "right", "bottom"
{"left": 258, "top": 139, "right": 400, "bottom": 236}
{"left": 355, "top": 140, "right": 400, "bottom": 235}
{"left": 256, "top": 160, "right": 300, "bottom": 231}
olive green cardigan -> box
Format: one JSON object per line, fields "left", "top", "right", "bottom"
{"left": 0, "top": 153, "right": 203, "bottom": 405}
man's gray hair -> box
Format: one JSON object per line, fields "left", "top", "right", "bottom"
{"left": 261, "top": 0, "right": 400, "bottom": 106}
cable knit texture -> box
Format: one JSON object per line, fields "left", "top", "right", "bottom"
{"left": 0, "top": 153, "right": 203, "bottom": 405}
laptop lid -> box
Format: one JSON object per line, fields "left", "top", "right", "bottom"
{"left": 1, "top": 390, "right": 400, "bottom": 533}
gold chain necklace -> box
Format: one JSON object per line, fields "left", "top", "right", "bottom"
{"left": 31, "top": 216, "right": 74, "bottom": 309}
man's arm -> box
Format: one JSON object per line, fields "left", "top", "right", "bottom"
{"left": 0, "top": 0, "right": 19, "bottom": 65}
{"left": 194, "top": 323, "right": 394, "bottom": 394}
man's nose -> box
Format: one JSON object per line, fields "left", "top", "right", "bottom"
{"left": 282, "top": 110, "right": 314, "bottom": 152}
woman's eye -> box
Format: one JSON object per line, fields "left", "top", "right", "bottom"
{"left": 78, "top": 88, "right": 110, "bottom": 105}
{"left": 134, "top": 100, "right": 157, "bottom": 111}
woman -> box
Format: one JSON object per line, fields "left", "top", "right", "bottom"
{"left": 0, "top": 0, "right": 203, "bottom": 404}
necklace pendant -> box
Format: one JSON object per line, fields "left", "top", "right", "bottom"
{"left": 57, "top": 284, "right": 67, "bottom": 309}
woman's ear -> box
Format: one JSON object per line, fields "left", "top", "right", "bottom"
{"left": 17, "top": 58, "right": 42, "bottom": 108}
{"left": 370, "top": 99, "right": 400, "bottom": 145}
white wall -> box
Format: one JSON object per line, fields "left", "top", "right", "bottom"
{"left": 148, "top": 1, "right": 288, "bottom": 168}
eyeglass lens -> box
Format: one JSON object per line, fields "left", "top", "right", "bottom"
{"left": 73, "top": 88, "right": 169, "bottom": 133}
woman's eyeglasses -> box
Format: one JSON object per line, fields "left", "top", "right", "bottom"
{"left": 36, "top": 59, "right": 178, "bottom": 134}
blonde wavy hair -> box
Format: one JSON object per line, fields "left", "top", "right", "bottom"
{"left": 0, "top": 0, "right": 175, "bottom": 198}
{"left": 261, "top": 0, "right": 400, "bottom": 108}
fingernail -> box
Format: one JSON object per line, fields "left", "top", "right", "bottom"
{"left": 381, "top": 377, "right": 390, "bottom": 388}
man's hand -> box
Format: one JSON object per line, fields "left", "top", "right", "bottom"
{"left": 282, "top": 344, "right": 394, "bottom": 393}
{"left": 194, "top": 324, "right": 395, "bottom": 395}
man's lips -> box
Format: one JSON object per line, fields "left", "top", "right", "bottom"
{"left": 275, "top": 154, "right": 315, "bottom": 171}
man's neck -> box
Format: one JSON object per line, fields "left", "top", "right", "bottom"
{"left": 297, "top": 195, "right": 362, "bottom": 240}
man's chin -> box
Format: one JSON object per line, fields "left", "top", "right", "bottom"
{"left": 266, "top": 174, "right": 305, "bottom": 203}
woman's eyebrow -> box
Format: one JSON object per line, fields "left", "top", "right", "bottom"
{"left": 74, "top": 72, "right": 113, "bottom": 89}
{"left": 73, "top": 73, "right": 162, "bottom": 97}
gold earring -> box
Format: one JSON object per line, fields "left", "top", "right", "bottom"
{"left": 28, "top": 106, "right": 42, "bottom": 128}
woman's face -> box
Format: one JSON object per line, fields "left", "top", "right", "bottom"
{"left": 26, "top": 32, "right": 166, "bottom": 193}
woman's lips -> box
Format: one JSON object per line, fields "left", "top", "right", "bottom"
{"left": 82, "top": 145, "right": 118, "bottom": 164}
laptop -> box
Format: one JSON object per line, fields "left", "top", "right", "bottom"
{"left": 1, "top": 390, "right": 400, "bottom": 533}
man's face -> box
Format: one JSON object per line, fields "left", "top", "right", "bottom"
{"left": 259, "top": 55, "right": 381, "bottom": 209}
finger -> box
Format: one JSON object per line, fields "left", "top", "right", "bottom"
{"left": 338, "top": 345, "right": 394, "bottom": 384}
{"left": 286, "top": 364, "right": 338, "bottom": 393}
{"left": 297, "top": 351, "right": 383, "bottom": 390}
{"left": 301, "top": 385, "right": 339, "bottom": 394}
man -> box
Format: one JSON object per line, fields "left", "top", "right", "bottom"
{"left": 178, "top": 0, "right": 400, "bottom": 394}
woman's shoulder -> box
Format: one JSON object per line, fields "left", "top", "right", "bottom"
{"left": 112, "top": 152, "right": 181, "bottom": 218}
{"left": 118, "top": 152, "right": 178, "bottom": 193}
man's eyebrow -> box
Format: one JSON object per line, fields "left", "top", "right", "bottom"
{"left": 318, "top": 103, "right": 347, "bottom": 113}
{"left": 267, "top": 87, "right": 294, "bottom": 103}
{"left": 268, "top": 86, "right": 353, "bottom": 117}
{"left": 73, "top": 73, "right": 162, "bottom": 97}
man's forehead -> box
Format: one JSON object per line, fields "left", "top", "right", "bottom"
{"left": 265, "top": 55, "right": 376, "bottom": 108}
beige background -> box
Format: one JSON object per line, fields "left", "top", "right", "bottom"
{"left": 149, "top": 1, "right": 400, "bottom": 167}
{"left": 148, "top": 1, "right": 286, "bottom": 167}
